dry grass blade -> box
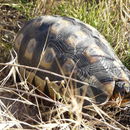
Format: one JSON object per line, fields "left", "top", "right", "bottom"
{"left": 0, "top": 61, "right": 90, "bottom": 87}
{"left": 91, "top": 103, "right": 128, "bottom": 129}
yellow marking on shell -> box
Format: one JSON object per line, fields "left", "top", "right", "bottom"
{"left": 15, "top": 33, "right": 24, "bottom": 52}
{"left": 20, "top": 68, "right": 35, "bottom": 84}
{"left": 46, "top": 77, "right": 64, "bottom": 100}
{"left": 74, "top": 31, "right": 86, "bottom": 38}
{"left": 20, "top": 68, "right": 46, "bottom": 91}
{"left": 84, "top": 51, "right": 98, "bottom": 63}
{"left": 40, "top": 48, "right": 56, "bottom": 69}
{"left": 62, "top": 58, "right": 75, "bottom": 75}
{"left": 86, "top": 76, "right": 115, "bottom": 98}
{"left": 102, "top": 81, "right": 115, "bottom": 96}
{"left": 83, "top": 44, "right": 106, "bottom": 63}
{"left": 50, "top": 19, "right": 70, "bottom": 34}
{"left": 24, "top": 38, "right": 37, "bottom": 60}
{"left": 66, "top": 31, "right": 87, "bottom": 47}
{"left": 83, "top": 76, "right": 108, "bottom": 102}
{"left": 25, "top": 70, "right": 35, "bottom": 83}
{"left": 66, "top": 35, "right": 77, "bottom": 47}
{"left": 35, "top": 76, "right": 46, "bottom": 92}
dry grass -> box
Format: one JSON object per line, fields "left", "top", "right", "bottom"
{"left": 0, "top": 0, "right": 130, "bottom": 129}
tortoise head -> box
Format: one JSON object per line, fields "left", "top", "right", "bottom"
{"left": 114, "top": 80, "right": 130, "bottom": 105}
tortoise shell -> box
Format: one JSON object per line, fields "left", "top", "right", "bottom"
{"left": 14, "top": 15, "right": 130, "bottom": 104}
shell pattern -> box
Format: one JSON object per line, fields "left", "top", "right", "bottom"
{"left": 14, "top": 15, "right": 130, "bottom": 104}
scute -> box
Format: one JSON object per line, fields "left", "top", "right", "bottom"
{"left": 40, "top": 48, "right": 56, "bottom": 69}
{"left": 24, "top": 38, "right": 37, "bottom": 60}
{"left": 14, "top": 15, "right": 130, "bottom": 105}
{"left": 14, "top": 33, "right": 24, "bottom": 52}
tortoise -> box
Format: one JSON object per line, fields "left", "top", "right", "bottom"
{"left": 14, "top": 15, "right": 130, "bottom": 105}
